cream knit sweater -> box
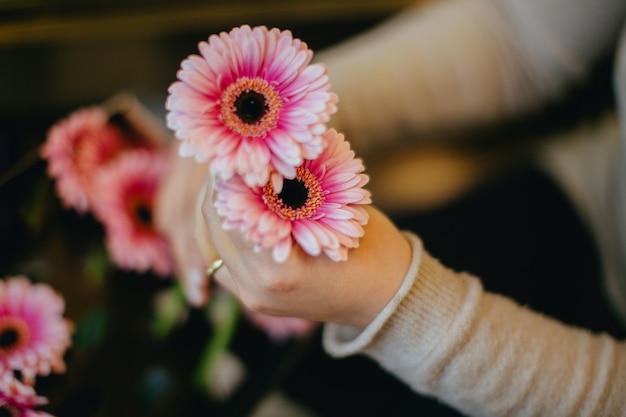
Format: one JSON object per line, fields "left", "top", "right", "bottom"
{"left": 321, "top": 0, "right": 626, "bottom": 415}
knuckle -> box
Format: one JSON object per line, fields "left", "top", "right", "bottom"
{"left": 257, "top": 271, "right": 296, "bottom": 294}
{"left": 241, "top": 294, "right": 272, "bottom": 315}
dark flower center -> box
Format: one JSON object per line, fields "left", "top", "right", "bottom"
{"left": 262, "top": 167, "right": 324, "bottom": 221}
{"left": 135, "top": 202, "right": 152, "bottom": 227}
{"left": 221, "top": 77, "right": 282, "bottom": 137}
{"left": 278, "top": 178, "right": 309, "bottom": 210}
{"left": 0, "top": 317, "right": 29, "bottom": 354}
{"left": 0, "top": 329, "right": 18, "bottom": 349}
{"left": 234, "top": 91, "right": 268, "bottom": 124}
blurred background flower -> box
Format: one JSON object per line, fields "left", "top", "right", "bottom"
{"left": 91, "top": 149, "right": 174, "bottom": 277}
{"left": 40, "top": 107, "right": 129, "bottom": 213}
{"left": 243, "top": 312, "right": 318, "bottom": 344}
{"left": 0, "top": 276, "right": 73, "bottom": 383}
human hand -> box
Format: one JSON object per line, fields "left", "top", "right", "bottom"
{"left": 155, "top": 142, "right": 217, "bottom": 306}
{"left": 195, "top": 176, "right": 413, "bottom": 329}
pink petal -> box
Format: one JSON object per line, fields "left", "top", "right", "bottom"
{"left": 272, "top": 237, "right": 293, "bottom": 263}
{"left": 292, "top": 221, "right": 321, "bottom": 256}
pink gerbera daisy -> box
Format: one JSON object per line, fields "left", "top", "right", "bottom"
{"left": 41, "top": 107, "right": 127, "bottom": 213}
{"left": 92, "top": 149, "right": 174, "bottom": 277}
{"left": 215, "top": 129, "right": 371, "bottom": 263}
{"left": 0, "top": 372, "right": 52, "bottom": 417}
{"left": 244, "top": 310, "right": 318, "bottom": 343}
{"left": 0, "top": 277, "right": 73, "bottom": 383}
{"left": 166, "top": 24, "right": 338, "bottom": 187}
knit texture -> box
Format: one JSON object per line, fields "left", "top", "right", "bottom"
{"left": 324, "top": 233, "right": 626, "bottom": 416}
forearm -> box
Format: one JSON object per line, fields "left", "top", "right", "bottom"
{"left": 324, "top": 233, "right": 626, "bottom": 416}
{"left": 318, "top": 0, "right": 625, "bottom": 156}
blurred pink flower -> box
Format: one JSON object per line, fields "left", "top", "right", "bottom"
{"left": 215, "top": 129, "right": 371, "bottom": 263}
{"left": 92, "top": 149, "right": 174, "bottom": 277}
{"left": 166, "top": 24, "right": 338, "bottom": 187}
{"left": 0, "top": 372, "right": 52, "bottom": 417}
{"left": 41, "top": 107, "right": 127, "bottom": 213}
{"left": 244, "top": 311, "right": 318, "bottom": 343}
{"left": 0, "top": 277, "right": 73, "bottom": 383}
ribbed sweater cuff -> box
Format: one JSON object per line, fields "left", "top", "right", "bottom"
{"left": 323, "top": 231, "right": 477, "bottom": 362}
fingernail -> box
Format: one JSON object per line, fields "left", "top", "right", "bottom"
{"left": 185, "top": 268, "right": 205, "bottom": 306}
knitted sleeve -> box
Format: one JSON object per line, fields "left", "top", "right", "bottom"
{"left": 323, "top": 233, "right": 626, "bottom": 416}
{"left": 317, "top": 0, "right": 626, "bottom": 155}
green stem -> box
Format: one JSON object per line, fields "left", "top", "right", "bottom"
{"left": 194, "top": 295, "right": 241, "bottom": 388}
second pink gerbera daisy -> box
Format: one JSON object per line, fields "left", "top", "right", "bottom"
{"left": 0, "top": 276, "right": 73, "bottom": 383}
{"left": 91, "top": 149, "right": 174, "bottom": 277}
{"left": 214, "top": 129, "right": 371, "bottom": 263}
{"left": 166, "top": 24, "right": 338, "bottom": 187}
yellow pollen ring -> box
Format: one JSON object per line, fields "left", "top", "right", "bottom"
{"left": 220, "top": 77, "right": 283, "bottom": 138}
{"left": 263, "top": 167, "right": 324, "bottom": 220}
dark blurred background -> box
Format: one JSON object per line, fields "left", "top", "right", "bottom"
{"left": 0, "top": 0, "right": 416, "bottom": 115}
